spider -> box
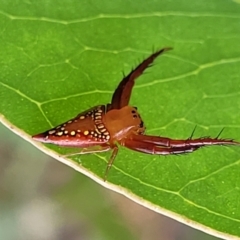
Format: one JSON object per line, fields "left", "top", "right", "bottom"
{"left": 33, "top": 47, "right": 240, "bottom": 180}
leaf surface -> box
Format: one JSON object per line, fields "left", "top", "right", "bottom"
{"left": 1, "top": 1, "right": 240, "bottom": 238}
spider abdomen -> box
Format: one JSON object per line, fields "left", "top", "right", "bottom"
{"left": 33, "top": 105, "right": 110, "bottom": 147}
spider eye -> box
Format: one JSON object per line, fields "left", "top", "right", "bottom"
{"left": 133, "top": 106, "right": 138, "bottom": 110}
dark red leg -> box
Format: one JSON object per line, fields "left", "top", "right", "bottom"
{"left": 108, "top": 47, "right": 172, "bottom": 110}
{"left": 129, "top": 134, "right": 240, "bottom": 148}
{"left": 122, "top": 139, "right": 199, "bottom": 155}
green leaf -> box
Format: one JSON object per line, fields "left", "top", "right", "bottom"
{"left": 1, "top": 1, "right": 240, "bottom": 239}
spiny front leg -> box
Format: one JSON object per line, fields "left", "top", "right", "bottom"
{"left": 129, "top": 132, "right": 240, "bottom": 148}
{"left": 122, "top": 138, "right": 200, "bottom": 155}
{"left": 109, "top": 47, "right": 172, "bottom": 110}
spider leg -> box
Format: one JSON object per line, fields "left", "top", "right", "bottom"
{"left": 109, "top": 47, "right": 172, "bottom": 110}
{"left": 63, "top": 144, "right": 111, "bottom": 157}
{"left": 122, "top": 138, "right": 199, "bottom": 155}
{"left": 62, "top": 144, "right": 118, "bottom": 181}
{"left": 129, "top": 134, "right": 240, "bottom": 148}
{"left": 216, "top": 127, "right": 225, "bottom": 139}
{"left": 104, "top": 145, "right": 118, "bottom": 181}
{"left": 188, "top": 125, "right": 197, "bottom": 139}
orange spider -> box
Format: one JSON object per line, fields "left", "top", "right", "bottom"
{"left": 33, "top": 47, "right": 240, "bottom": 180}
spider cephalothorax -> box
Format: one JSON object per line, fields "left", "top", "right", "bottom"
{"left": 33, "top": 47, "right": 240, "bottom": 180}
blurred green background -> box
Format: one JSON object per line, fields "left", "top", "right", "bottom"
{"left": 0, "top": 122, "right": 221, "bottom": 239}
